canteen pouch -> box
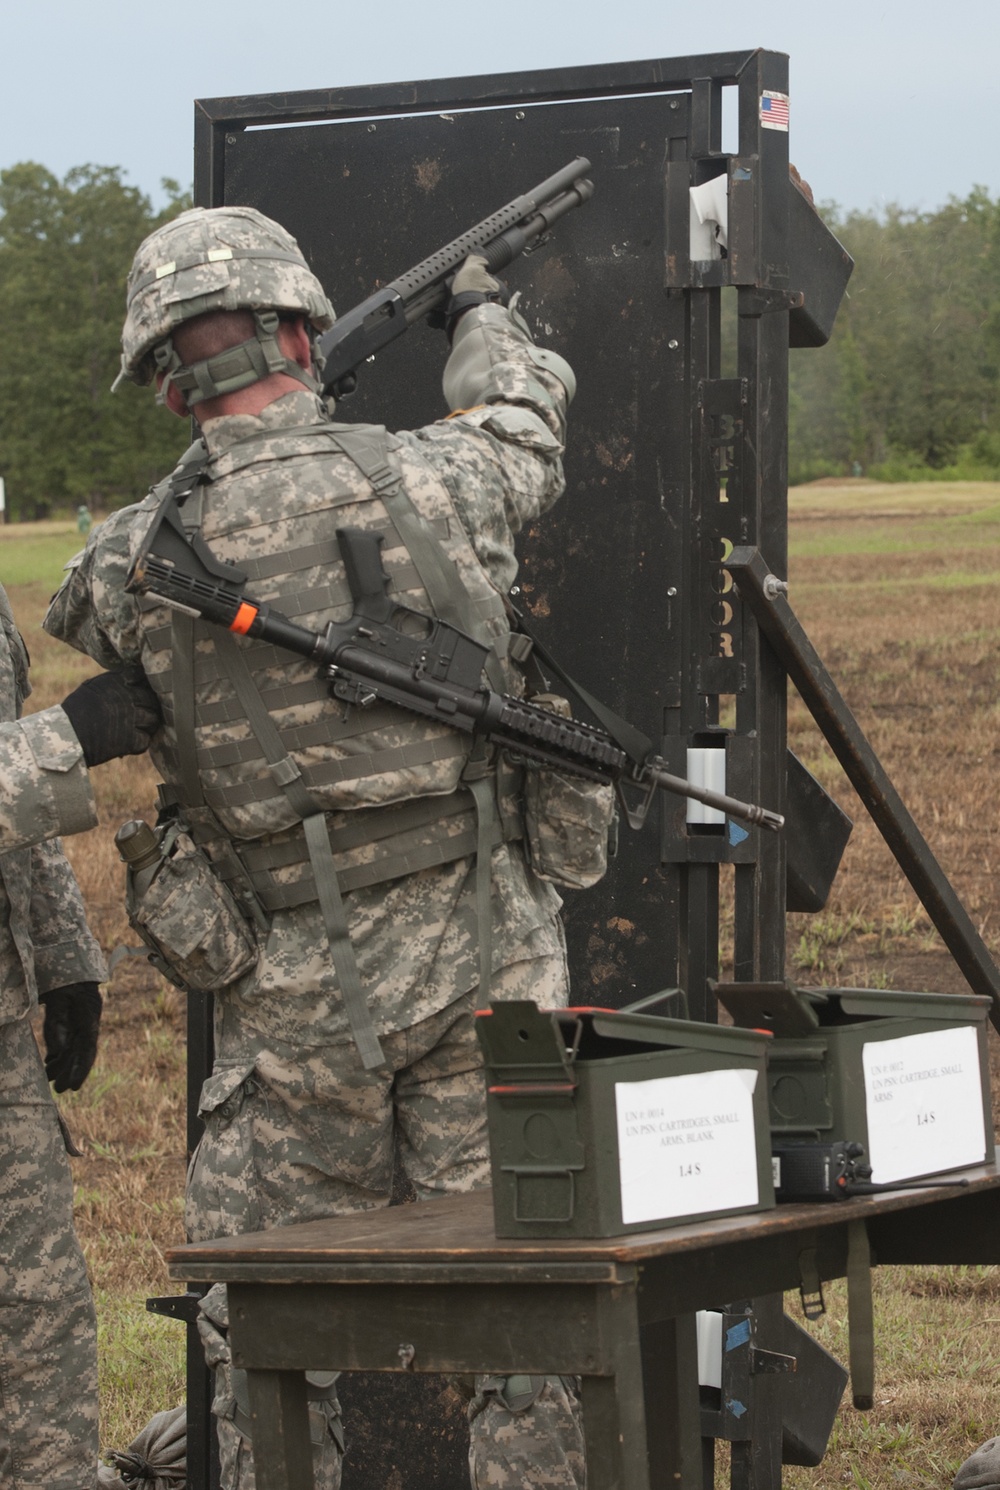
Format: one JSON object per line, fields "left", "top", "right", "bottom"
{"left": 126, "top": 829, "right": 258, "bottom": 992}
{"left": 522, "top": 696, "right": 616, "bottom": 890}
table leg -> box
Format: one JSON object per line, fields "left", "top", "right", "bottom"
{"left": 729, "top": 1295, "right": 784, "bottom": 1490}
{"left": 580, "top": 1286, "right": 667, "bottom": 1490}
{"left": 846, "top": 1220, "right": 874, "bottom": 1411}
{"left": 580, "top": 1372, "right": 649, "bottom": 1490}
{"left": 641, "top": 1315, "right": 702, "bottom": 1489}
{"left": 245, "top": 1367, "right": 315, "bottom": 1490}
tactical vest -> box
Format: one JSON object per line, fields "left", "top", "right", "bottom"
{"left": 136, "top": 418, "right": 526, "bottom": 1067}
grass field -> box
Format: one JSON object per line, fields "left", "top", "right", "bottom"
{"left": 779, "top": 481, "right": 1000, "bottom": 1488}
{"left": 3, "top": 481, "right": 1000, "bottom": 1485}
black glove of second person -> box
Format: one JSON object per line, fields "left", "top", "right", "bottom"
{"left": 38, "top": 982, "right": 103, "bottom": 1091}
{"left": 61, "top": 665, "right": 161, "bottom": 766}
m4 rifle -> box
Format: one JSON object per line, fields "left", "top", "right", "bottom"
{"left": 126, "top": 507, "right": 783, "bottom": 835}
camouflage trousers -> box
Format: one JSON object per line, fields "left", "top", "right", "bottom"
{"left": 0, "top": 1015, "right": 98, "bottom": 1490}
{"left": 186, "top": 954, "right": 585, "bottom": 1490}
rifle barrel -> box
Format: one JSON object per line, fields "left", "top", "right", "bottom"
{"left": 646, "top": 761, "right": 784, "bottom": 832}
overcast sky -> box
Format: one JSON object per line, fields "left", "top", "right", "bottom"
{"left": 3, "top": 0, "right": 996, "bottom": 217}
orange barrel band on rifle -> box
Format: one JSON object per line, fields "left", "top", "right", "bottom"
{"left": 230, "top": 602, "right": 258, "bottom": 635}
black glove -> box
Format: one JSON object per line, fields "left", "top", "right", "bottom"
{"left": 38, "top": 982, "right": 103, "bottom": 1091}
{"left": 61, "top": 664, "right": 161, "bottom": 767}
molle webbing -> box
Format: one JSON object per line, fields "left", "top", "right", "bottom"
{"left": 336, "top": 431, "right": 504, "bottom": 670}
{"left": 194, "top": 681, "right": 420, "bottom": 739}
{"left": 212, "top": 519, "right": 448, "bottom": 584}
{"left": 214, "top": 625, "right": 384, "bottom": 1070}
{"left": 162, "top": 652, "right": 469, "bottom": 814}
{"left": 329, "top": 426, "right": 508, "bottom": 997}
{"left": 143, "top": 517, "right": 499, "bottom": 678}
{"left": 206, "top": 420, "right": 509, "bottom": 652}
{"left": 158, "top": 421, "right": 518, "bottom": 1059}
{"left": 202, "top": 738, "right": 467, "bottom": 811}
{"left": 158, "top": 429, "right": 509, "bottom": 817}
{"left": 202, "top": 788, "right": 522, "bottom": 908}
{"left": 197, "top": 729, "right": 464, "bottom": 796}
{"left": 223, "top": 522, "right": 449, "bottom": 585}
{"left": 167, "top": 772, "right": 523, "bottom": 911}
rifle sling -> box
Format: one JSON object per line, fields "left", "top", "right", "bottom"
{"left": 512, "top": 616, "right": 654, "bottom": 768}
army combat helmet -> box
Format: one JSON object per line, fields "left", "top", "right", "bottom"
{"left": 114, "top": 205, "right": 335, "bottom": 405}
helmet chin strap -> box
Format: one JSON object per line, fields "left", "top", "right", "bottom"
{"left": 153, "top": 310, "right": 321, "bottom": 408}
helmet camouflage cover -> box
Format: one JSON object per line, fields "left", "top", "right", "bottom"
{"left": 118, "top": 205, "right": 335, "bottom": 393}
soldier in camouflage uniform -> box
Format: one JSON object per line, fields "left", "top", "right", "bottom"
{"left": 0, "top": 587, "right": 160, "bottom": 1490}
{"left": 46, "top": 205, "right": 611, "bottom": 1490}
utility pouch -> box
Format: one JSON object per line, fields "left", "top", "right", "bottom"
{"left": 118, "top": 820, "right": 259, "bottom": 992}
{"left": 522, "top": 695, "right": 616, "bottom": 890}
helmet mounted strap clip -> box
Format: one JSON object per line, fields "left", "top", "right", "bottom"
{"left": 153, "top": 311, "right": 320, "bottom": 410}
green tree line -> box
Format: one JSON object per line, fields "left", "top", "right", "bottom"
{"left": 2, "top": 164, "right": 998, "bottom": 517}
{"left": 0, "top": 163, "right": 191, "bottom": 520}
{"left": 790, "top": 188, "right": 1000, "bottom": 483}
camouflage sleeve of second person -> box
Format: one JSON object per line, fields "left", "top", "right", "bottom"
{"left": 0, "top": 583, "right": 98, "bottom": 854}
{"left": 43, "top": 505, "right": 146, "bottom": 672}
{"left": 28, "top": 834, "right": 107, "bottom": 990}
{"left": 0, "top": 707, "right": 101, "bottom": 854}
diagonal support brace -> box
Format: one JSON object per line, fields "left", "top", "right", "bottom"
{"left": 728, "top": 545, "right": 1000, "bottom": 1028}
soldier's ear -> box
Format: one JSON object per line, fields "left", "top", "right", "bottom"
{"left": 277, "top": 316, "right": 312, "bottom": 372}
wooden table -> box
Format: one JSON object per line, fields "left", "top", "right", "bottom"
{"left": 168, "top": 1165, "right": 1000, "bottom": 1490}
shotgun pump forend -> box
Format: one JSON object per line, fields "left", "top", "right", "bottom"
{"left": 316, "top": 157, "right": 594, "bottom": 400}
{"left": 126, "top": 509, "right": 783, "bottom": 834}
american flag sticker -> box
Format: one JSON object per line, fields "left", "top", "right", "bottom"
{"left": 760, "top": 90, "right": 790, "bottom": 132}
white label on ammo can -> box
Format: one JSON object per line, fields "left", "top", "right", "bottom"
{"left": 862, "top": 1024, "right": 985, "bottom": 1184}
{"left": 614, "top": 1067, "right": 760, "bottom": 1225}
